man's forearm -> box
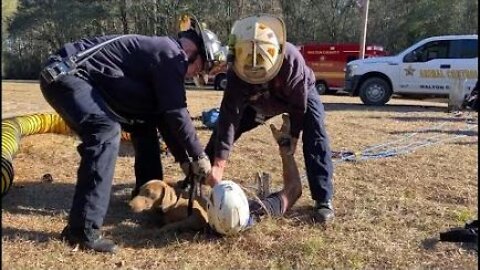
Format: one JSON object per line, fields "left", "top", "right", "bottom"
{"left": 269, "top": 113, "right": 302, "bottom": 214}
{"left": 163, "top": 108, "right": 204, "bottom": 158}
{"left": 280, "top": 151, "right": 301, "bottom": 187}
{"left": 206, "top": 158, "right": 227, "bottom": 187}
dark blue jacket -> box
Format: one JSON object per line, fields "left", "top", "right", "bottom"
{"left": 53, "top": 34, "right": 203, "bottom": 159}
{"left": 213, "top": 42, "right": 316, "bottom": 160}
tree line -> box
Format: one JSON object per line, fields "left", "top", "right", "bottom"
{"left": 2, "top": 0, "right": 478, "bottom": 79}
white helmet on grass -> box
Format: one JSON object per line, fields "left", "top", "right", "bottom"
{"left": 207, "top": 180, "right": 251, "bottom": 235}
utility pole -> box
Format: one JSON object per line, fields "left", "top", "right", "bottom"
{"left": 227, "top": 0, "right": 232, "bottom": 35}
{"left": 359, "top": 0, "right": 370, "bottom": 59}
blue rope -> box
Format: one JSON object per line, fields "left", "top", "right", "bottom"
{"left": 333, "top": 117, "right": 477, "bottom": 164}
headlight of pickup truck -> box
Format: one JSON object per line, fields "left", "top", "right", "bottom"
{"left": 345, "top": 64, "right": 358, "bottom": 78}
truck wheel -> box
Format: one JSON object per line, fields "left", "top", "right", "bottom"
{"left": 359, "top": 77, "right": 392, "bottom": 105}
{"left": 315, "top": 81, "right": 328, "bottom": 95}
{"left": 214, "top": 73, "right": 228, "bottom": 91}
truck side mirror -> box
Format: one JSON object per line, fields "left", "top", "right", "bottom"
{"left": 403, "top": 51, "right": 418, "bottom": 63}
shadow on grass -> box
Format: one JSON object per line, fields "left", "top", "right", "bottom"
{"left": 107, "top": 221, "right": 221, "bottom": 249}
{"left": 284, "top": 205, "right": 314, "bottom": 223}
{"left": 2, "top": 181, "right": 74, "bottom": 216}
{"left": 422, "top": 237, "right": 440, "bottom": 250}
{"left": 323, "top": 103, "right": 446, "bottom": 113}
{"left": 2, "top": 180, "right": 135, "bottom": 226}
{"left": 2, "top": 226, "right": 57, "bottom": 243}
{"left": 2, "top": 180, "right": 216, "bottom": 248}
{"left": 421, "top": 236, "right": 478, "bottom": 253}
{"left": 284, "top": 205, "right": 335, "bottom": 230}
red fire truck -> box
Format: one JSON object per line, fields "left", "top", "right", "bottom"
{"left": 185, "top": 60, "right": 228, "bottom": 90}
{"left": 297, "top": 43, "right": 388, "bottom": 94}
{"left": 186, "top": 46, "right": 229, "bottom": 90}
{"left": 209, "top": 61, "right": 228, "bottom": 90}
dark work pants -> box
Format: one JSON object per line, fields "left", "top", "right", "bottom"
{"left": 125, "top": 113, "right": 192, "bottom": 190}
{"left": 40, "top": 75, "right": 121, "bottom": 231}
{"left": 205, "top": 88, "right": 334, "bottom": 203}
{"left": 126, "top": 123, "right": 163, "bottom": 190}
{"left": 301, "top": 89, "right": 334, "bottom": 202}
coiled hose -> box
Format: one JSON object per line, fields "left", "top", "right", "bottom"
{"left": 1, "top": 113, "right": 135, "bottom": 197}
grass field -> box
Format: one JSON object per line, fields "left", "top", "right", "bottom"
{"left": 2, "top": 81, "right": 478, "bottom": 269}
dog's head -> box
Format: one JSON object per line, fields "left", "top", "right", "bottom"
{"left": 129, "top": 180, "right": 177, "bottom": 213}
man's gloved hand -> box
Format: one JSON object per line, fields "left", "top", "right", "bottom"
{"left": 270, "top": 114, "right": 296, "bottom": 155}
{"left": 191, "top": 153, "right": 211, "bottom": 183}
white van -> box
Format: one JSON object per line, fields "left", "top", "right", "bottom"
{"left": 344, "top": 35, "right": 478, "bottom": 105}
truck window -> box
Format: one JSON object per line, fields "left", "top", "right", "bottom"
{"left": 421, "top": 40, "right": 449, "bottom": 61}
{"left": 404, "top": 40, "right": 449, "bottom": 62}
{"left": 450, "top": 39, "right": 478, "bottom": 58}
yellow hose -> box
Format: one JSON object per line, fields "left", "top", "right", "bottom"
{"left": 1, "top": 113, "right": 139, "bottom": 197}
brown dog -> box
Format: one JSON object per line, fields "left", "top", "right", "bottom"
{"left": 129, "top": 179, "right": 208, "bottom": 233}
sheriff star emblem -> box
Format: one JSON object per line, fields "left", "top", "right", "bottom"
{"left": 404, "top": 65, "right": 415, "bottom": 76}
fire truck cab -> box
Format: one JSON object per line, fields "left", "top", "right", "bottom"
{"left": 297, "top": 43, "right": 387, "bottom": 94}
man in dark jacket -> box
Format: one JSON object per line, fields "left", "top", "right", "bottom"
{"left": 205, "top": 15, "right": 335, "bottom": 224}
{"left": 39, "top": 15, "right": 217, "bottom": 253}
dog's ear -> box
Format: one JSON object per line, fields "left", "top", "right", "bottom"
{"left": 153, "top": 183, "right": 178, "bottom": 212}
{"left": 162, "top": 178, "right": 180, "bottom": 188}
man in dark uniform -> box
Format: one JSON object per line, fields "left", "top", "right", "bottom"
{"left": 39, "top": 15, "right": 217, "bottom": 253}
{"left": 205, "top": 15, "right": 335, "bottom": 224}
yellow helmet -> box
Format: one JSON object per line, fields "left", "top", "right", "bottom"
{"left": 229, "top": 15, "right": 286, "bottom": 84}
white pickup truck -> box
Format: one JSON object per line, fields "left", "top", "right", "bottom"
{"left": 344, "top": 35, "right": 478, "bottom": 105}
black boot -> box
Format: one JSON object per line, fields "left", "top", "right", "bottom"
{"left": 60, "top": 226, "right": 118, "bottom": 253}
{"left": 313, "top": 200, "right": 335, "bottom": 224}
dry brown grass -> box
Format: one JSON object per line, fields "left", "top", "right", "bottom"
{"left": 2, "top": 81, "right": 478, "bottom": 269}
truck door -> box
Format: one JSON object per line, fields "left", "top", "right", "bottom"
{"left": 444, "top": 39, "right": 478, "bottom": 98}
{"left": 400, "top": 40, "right": 451, "bottom": 95}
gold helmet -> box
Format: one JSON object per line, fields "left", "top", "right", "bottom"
{"left": 228, "top": 15, "right": 286, "bottom": 84}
